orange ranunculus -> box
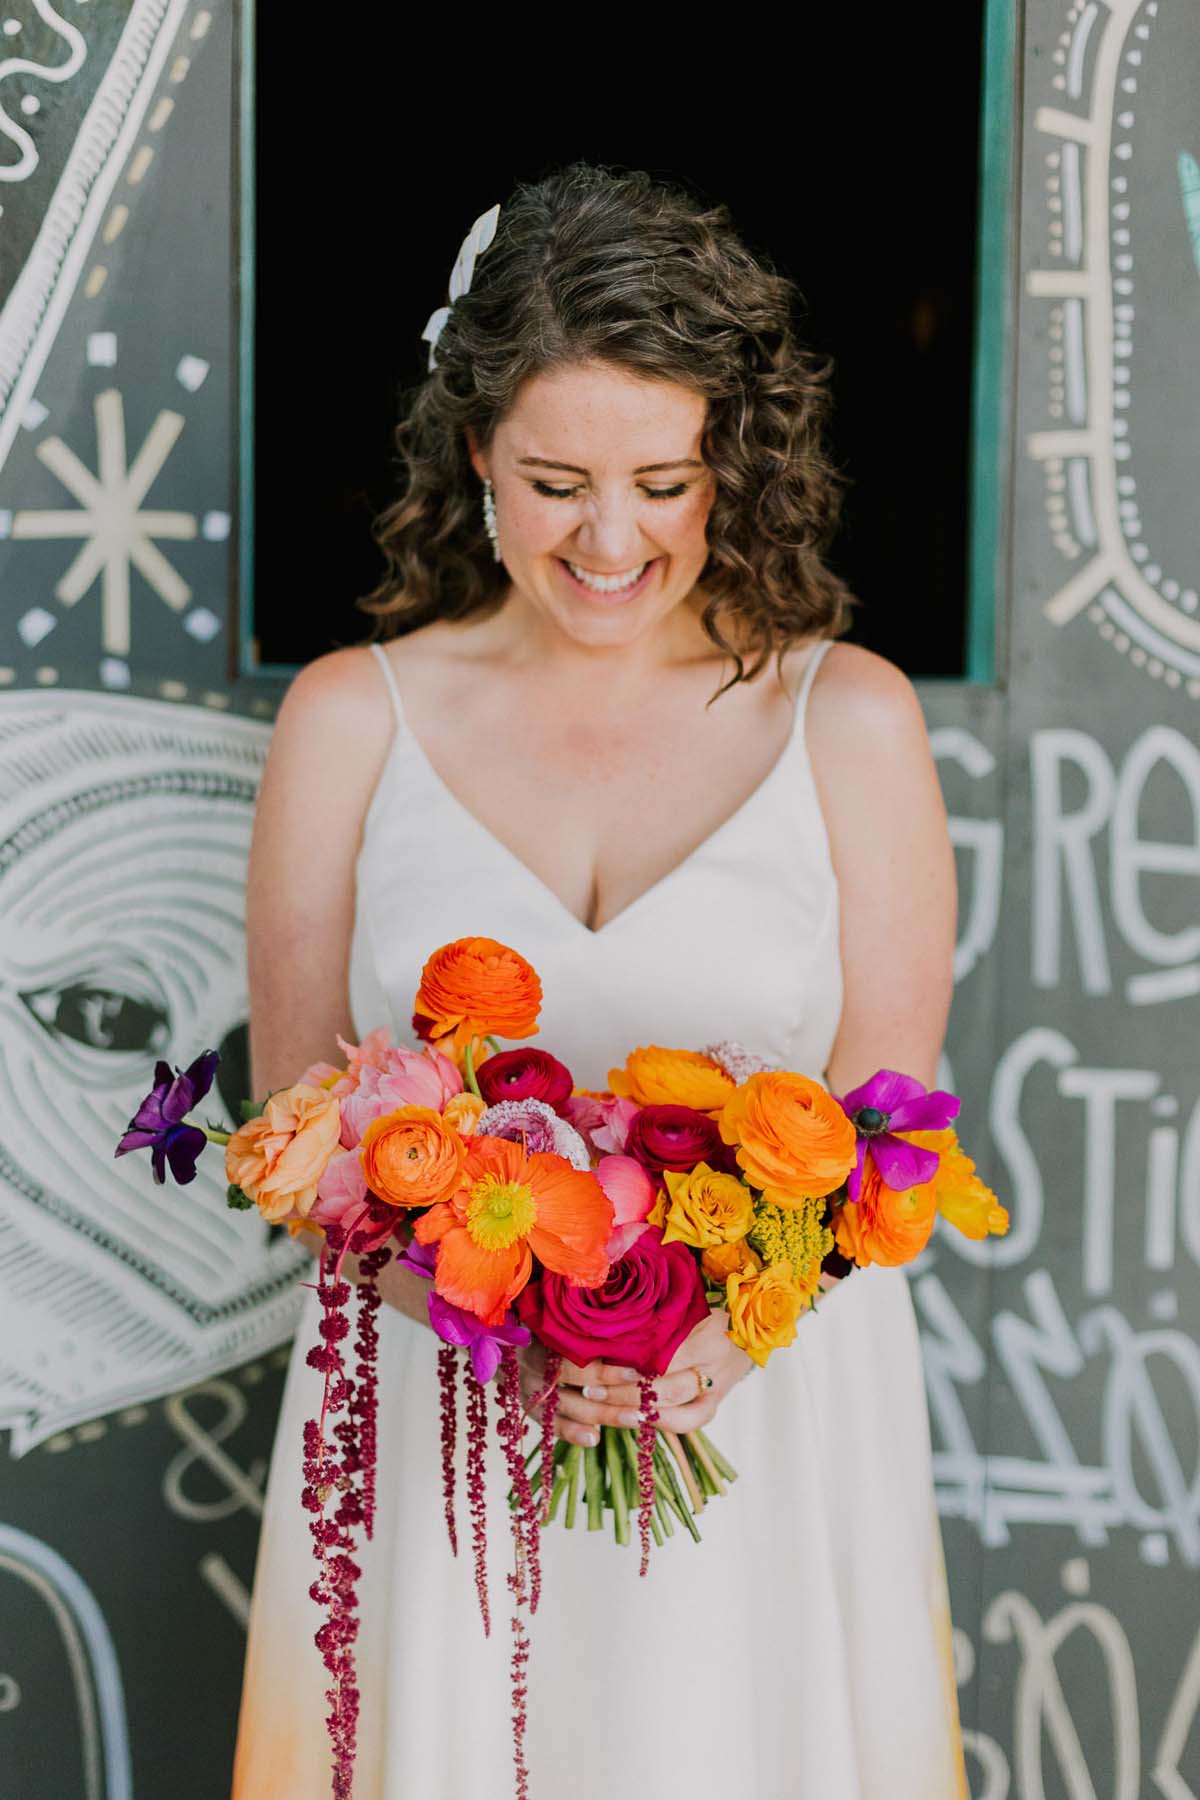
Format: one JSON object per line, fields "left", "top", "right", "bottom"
{"left": 359, "top": 1105, "right": 467, "bottom": 1209}
{"left": 413, "top": 937, "right": 542, "bottom": 1061}
{"left": 607, "top": 1046, "right": 735, "bottom": 1113}
{"left": 901, "top": 1126, "right": 1010, "bottom": 1240}
{"left": 724, "top": 1261, "right": 811, "bottom": 1366}
{"left": 832, "top": 1150, "right": 939, "bottom": 1268}
{"left": 718, "top": 1070, "right": 857, "bottom": 1206}
{"left": 701, "top": 1238, "right": 763, "bottom": 1284}
{"left": 413, "top": 1135, "right": 612, "bottom": 1326}
{"left": 443, "top": 1091, "right": 487, "bottom": 1137}
{"left": 224, "top": 1084, "right": 342, "bottom": 1225}
{"left": 654, "top": 1162, "right": 755, "bottom": 1249}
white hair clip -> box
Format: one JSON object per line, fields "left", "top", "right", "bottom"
{"left": 420, "top": 203, "right": 501, "bottom": 371}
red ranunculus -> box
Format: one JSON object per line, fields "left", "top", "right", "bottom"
{"left": 476, "top": 1047, "right": 575, "bottom": 1110}
{"left": 516, "top": 1225, "right": 710, "bottom": 1376}
{"left": 624, "top": 1103, "right": 739, "bottom": 1180}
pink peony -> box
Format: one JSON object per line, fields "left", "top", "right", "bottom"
{"left": 595, "top": 1154, "right": 657, "bottom": 1259}
{"left": 562, "top": 1092, "right": 640, "bottom": 1154}
{"left": 337, "top": 1053, "right": 464, "bottom": 1149}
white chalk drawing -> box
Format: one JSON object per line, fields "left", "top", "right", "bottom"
{"left": 918, "top": 1266, "right": 1200, "bottom": 1562}
{"left": 10, "top": 386, "right": 198, "bottom": 656}
{"left": 161, "top": 1379, "right": 267, "bottom": 1523}
{"left": 0, "top": 1522, "right": 131, "bottom": 1799}
{"left": 1026, "top": 0, "right": 1200, "bottom": 698}
{"left": 0, "top": 0, "right": 187, "bottom": 457}
{"left": 1030, "top": 725, "right": 1200, "bottom": 1005}
{"left": 0, "top": 3, "right": 88, "bottom": 188}
{"left": 0, "top": 689, "right": 307, "bottom": 1457}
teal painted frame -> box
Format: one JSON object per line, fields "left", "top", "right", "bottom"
{"left": 964, "top": 0, "right": 1019, "bottom": 689}
{"left": 236, "top": 0, "right": 1017, "bottom": 686}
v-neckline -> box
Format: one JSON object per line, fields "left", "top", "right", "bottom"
{"left": 373, "top": 644, "right": 821, "bottom": 939}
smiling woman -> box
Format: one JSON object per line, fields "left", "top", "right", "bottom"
{"left": 234, "top": 162, "right": 966, "bottom": 1800}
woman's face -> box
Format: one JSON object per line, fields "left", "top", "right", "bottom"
{"left": 466, "top": 359, "right": 717, "bottom": 649}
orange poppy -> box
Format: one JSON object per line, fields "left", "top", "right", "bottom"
{"left": 412, "top": 1134, "right": 612, "bottom": 1326}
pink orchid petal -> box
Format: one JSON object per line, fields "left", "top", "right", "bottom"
{"left": 604, "top": 1219, "right": 650, "bottom": 1260}
{"left": 595, "top": 1154, "right": 657, "bottom": 1226}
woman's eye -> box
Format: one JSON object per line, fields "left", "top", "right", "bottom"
{"left": 21, "top": 982, "right": 170, "bottom": 1054}
{"left": 531, "top": 481, "right": 687, "bottom": 501}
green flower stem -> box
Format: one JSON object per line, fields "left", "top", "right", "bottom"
{"left": 485, "top": 1035, "right": 502, "bottom": 1052}
{"left": 653, "top": 1447, "right": 702, "bottom": 1542}
{"left": 687, "top": 1435, "right": 723, "bottom": 1497}
{"left": 563, "top": 1444, "right": 582, "bottom": 1529}
{"left": 462, "top": 1037, "right": 484, "bottom": 1100}
{"left": 603, "top": 1427, "right": 630, "bottom": 1546}
{"left": 655, "top": 1491, "right": 676, "bottom": 1538}
{"left": 663, "top": 1428, "right": 705, "bottom": 1513}
{"left": 546, "top": 1466, "right": 569, "bottom": 1522}
{"left": 694, "top": 1429, "right": 738, "bottom": 1484}
{"left": 584, "top": 1442, "right": 604, "bottom": 1531}
{"left": 648, "top": 1509, "right": 664, "bottom": 1549}
{"left": 200, "top": 1124, "right": 231, "bottom": 1146}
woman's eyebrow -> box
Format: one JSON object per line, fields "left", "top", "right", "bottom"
{"left": 516, "top": 456, "right": 705, "bottom": 475}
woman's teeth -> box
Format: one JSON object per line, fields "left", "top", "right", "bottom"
{"left": 564, "top": 559, "right": 649, "bottom": 594}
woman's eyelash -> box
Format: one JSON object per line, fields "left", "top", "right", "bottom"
{"left": 531, "top": 480, "right": 688, "bottom": 501}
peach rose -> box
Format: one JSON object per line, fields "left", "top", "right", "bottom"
{"left": 359, "top": 1105, "right": 468, "bottom": 1208}
{"left": 443, "top": 1091, "right": 487, "bottom": 1137}
{"left": 718, "top": 1069, "right": 857, "bottom": 1205}
{"left": 653, "top": 1162, "right": 755, "bottom": 1250}
{"left": 224, "top": 1083, "right": 342, "bottom": 1225}
{"left": 724, "top": 1261, "right": 811, "bottom": 1367}
{"left": 831, "top": 1152, "right": 938, "bottom": 1267}
{"left": 413, "top": 937, "right": 542, "bottom": 1060}
{"left": 607, "top": 1045, "right": 735, "bottom": 1113}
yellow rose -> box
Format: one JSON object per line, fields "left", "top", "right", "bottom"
{"left": 724, "top": 1261, "right": 811, "bottom": 1367}
{"left": 658, "top": 1162, "right": 755, "bottom": 1249}
{"left": 701, "top": 1238, "right": 763, "bottom": 1284}
{"left": 607, "top": 1045, "right": 735, "bottom": 1113}
{"left": 224, "top": 1083, "right": 342, "bottom": 1225}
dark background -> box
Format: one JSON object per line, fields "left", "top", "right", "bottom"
{"left": 251, "top": 14, "right": 987, "bottom": 678}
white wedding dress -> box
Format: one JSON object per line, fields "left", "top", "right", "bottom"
{"left": 232, "top": 636, "right": 968, "bottom": 1799}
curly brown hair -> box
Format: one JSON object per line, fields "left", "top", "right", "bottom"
{"left": 357, "top": 160, "right": 860, "bottom": 696}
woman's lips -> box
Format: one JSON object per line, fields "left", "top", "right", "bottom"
{"left": 555, "top": 557, "right": 659, "bottom": 602}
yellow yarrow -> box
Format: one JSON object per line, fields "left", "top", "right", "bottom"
{"left": 747, "top": 1196, "right": 832, "bottom": 1293}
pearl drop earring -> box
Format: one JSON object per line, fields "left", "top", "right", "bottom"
{"left": 482, "top": 477, "right": 501, "bottom": 562}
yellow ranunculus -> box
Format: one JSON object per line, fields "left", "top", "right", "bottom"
{"left": 724, "top": 1261, "right": 812, "bottom": 1367}
{"left": 657, "top": 1162, "right": 755, "bottom": 1250}
{"left": 607, "top": 1045, "right": 735, "bottom": 1113}
{"left": 443, "top": 1091, "right": 487, "bottom": 1137}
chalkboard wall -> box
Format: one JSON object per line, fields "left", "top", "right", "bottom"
{"left": 1, "top": 2, "right": 1197, "bottom": 1795}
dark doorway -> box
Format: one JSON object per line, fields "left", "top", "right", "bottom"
{"left": 249, "top": 15, "right": 988, "bottom": 681}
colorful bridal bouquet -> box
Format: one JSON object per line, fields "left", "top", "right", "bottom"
{"left": 114, "top": 935, "right": 1007, "bottom": 1799}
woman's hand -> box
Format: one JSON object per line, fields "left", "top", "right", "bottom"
{"left": 517, "top": 1309, "right": 753, "bottom": 1447}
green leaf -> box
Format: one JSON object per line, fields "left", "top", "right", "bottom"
{"left": 239, "top": 1098, "right": 266, "bottom": 1122}
{"left": 226, "top": 1183, "right": 255, "bottom": 1211}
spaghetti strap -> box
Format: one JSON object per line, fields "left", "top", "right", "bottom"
{"left": 367, "top": 641, "right": 406, "bottom": 733}
{"left": 795, "top": 636, "right": 834, "bottom": 718}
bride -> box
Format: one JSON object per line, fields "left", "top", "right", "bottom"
{"left": 232, "top": 161, "right": 966, "bottom": 1797}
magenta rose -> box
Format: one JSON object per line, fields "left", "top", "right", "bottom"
{"left": 516, "top": 1225, "right": 710, "bottom": 1376}
{"left": 624, "top": 1103, "right": 739, "bottom": 1181}
{"left": 476, "top": 1047, "right": 574, "bottom": 1110}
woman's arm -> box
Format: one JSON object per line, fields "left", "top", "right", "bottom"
{"left": 813, "top": 643, "right": 958, "bottom": 1101}
{"left": 244, "top": 642, "right": 434, "bottom": 1326}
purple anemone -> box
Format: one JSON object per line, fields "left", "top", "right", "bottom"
{"left": 114, "top": 1049, "right": 220, "bottom": 1185}
{"left": 837, "top": 1068, "right": 960, "bottom": 1201}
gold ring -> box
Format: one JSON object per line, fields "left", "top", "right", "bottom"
{"left": 695, "top": 1367, "right": 714, "bottom": 1396}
